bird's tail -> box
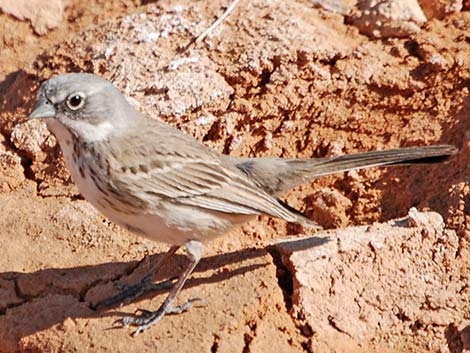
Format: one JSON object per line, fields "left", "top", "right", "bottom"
{"left": 291, "top": 144, "right": 457, "bottom": 178}
{"left": 232, "top": 145, "right": 457, "bottom": 196}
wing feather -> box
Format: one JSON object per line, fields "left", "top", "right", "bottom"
{"left": 103, "top": 122, "right": 312, "bottom": 225}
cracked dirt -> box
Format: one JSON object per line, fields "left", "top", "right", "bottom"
{"left": 1, "top": 0, "right": 470, "bottom": 352}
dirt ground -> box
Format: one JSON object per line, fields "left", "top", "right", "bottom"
{"left": 1, "top": 0, "right": 470, "bottom": 352}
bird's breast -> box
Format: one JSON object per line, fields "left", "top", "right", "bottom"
{"left": 46, "top": 120, "right": 246, "bottom": 245}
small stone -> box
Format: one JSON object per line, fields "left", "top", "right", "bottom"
{"left": 348, "top": 0, "right": 427, "bottom": 38}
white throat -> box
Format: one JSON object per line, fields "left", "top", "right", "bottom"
{"left": 47, "top": 119, "right": 114, "bottom": 143}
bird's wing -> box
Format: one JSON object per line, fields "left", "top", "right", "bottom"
{"left": 105, "top": 129, "right": 311, "bottom": 224}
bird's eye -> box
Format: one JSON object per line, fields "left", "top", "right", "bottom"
{"left": 66, "top": 92, "right": 85, "bottom": 110}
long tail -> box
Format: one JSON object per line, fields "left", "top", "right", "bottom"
{"left": 232, "top": 145, "right": 457, "bottom": 195}
{"left": 293, "top": 144, "right": 457, "bottom": 178}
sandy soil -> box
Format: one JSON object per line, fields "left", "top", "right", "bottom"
{"left": 1, "top": 0, "right": 470, "bottom": 352}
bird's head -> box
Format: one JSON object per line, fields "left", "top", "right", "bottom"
{"left": 30, "top": 73, "right": 135, "bottom": 142}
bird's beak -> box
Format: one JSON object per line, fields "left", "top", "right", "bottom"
{"left": 29, "top": 96, "right": 56, "bottom": 119}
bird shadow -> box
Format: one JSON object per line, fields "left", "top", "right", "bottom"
{"left": 0, "top": 237, "right": 327, "bottom": 342}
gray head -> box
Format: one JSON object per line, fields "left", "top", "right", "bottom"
{"left": 30, "top": 73, "right": 136, "bottom": 142}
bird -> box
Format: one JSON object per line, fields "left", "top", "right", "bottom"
{"left": 29, "top": 72, "right": 456, "bottom": 335}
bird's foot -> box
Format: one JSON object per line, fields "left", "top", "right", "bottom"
{"left": 114, "top": 298, "right": 206, "bottom": 335}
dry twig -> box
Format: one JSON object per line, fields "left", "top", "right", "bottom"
{"left": 194, "top": 0, "right": 242, "bottom": 44}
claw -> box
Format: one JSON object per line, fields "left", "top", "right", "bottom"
{"left": 114, "top": 297, "right": 208, "bottom": 335}
{"left": 134, "top": 308, "right": 153, "bottom": 316}
{"left": 112, "top": 318, "right": 126, "bottom": 328}
{"left": 191, "top": 297, "right": 208, "bottom": 307}
{"left": 168, "top": 297, "right": 207, "bottom": 314}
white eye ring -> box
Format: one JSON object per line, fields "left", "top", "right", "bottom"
{"left": 66, "top": 92, "right": 86, "bottom": 110}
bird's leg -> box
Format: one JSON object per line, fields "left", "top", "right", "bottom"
{"left": 116, "top": 240, "right": 204, "bottom": 335}
{"left": 94, "top": 245, "right": 180, "bottom": 309}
